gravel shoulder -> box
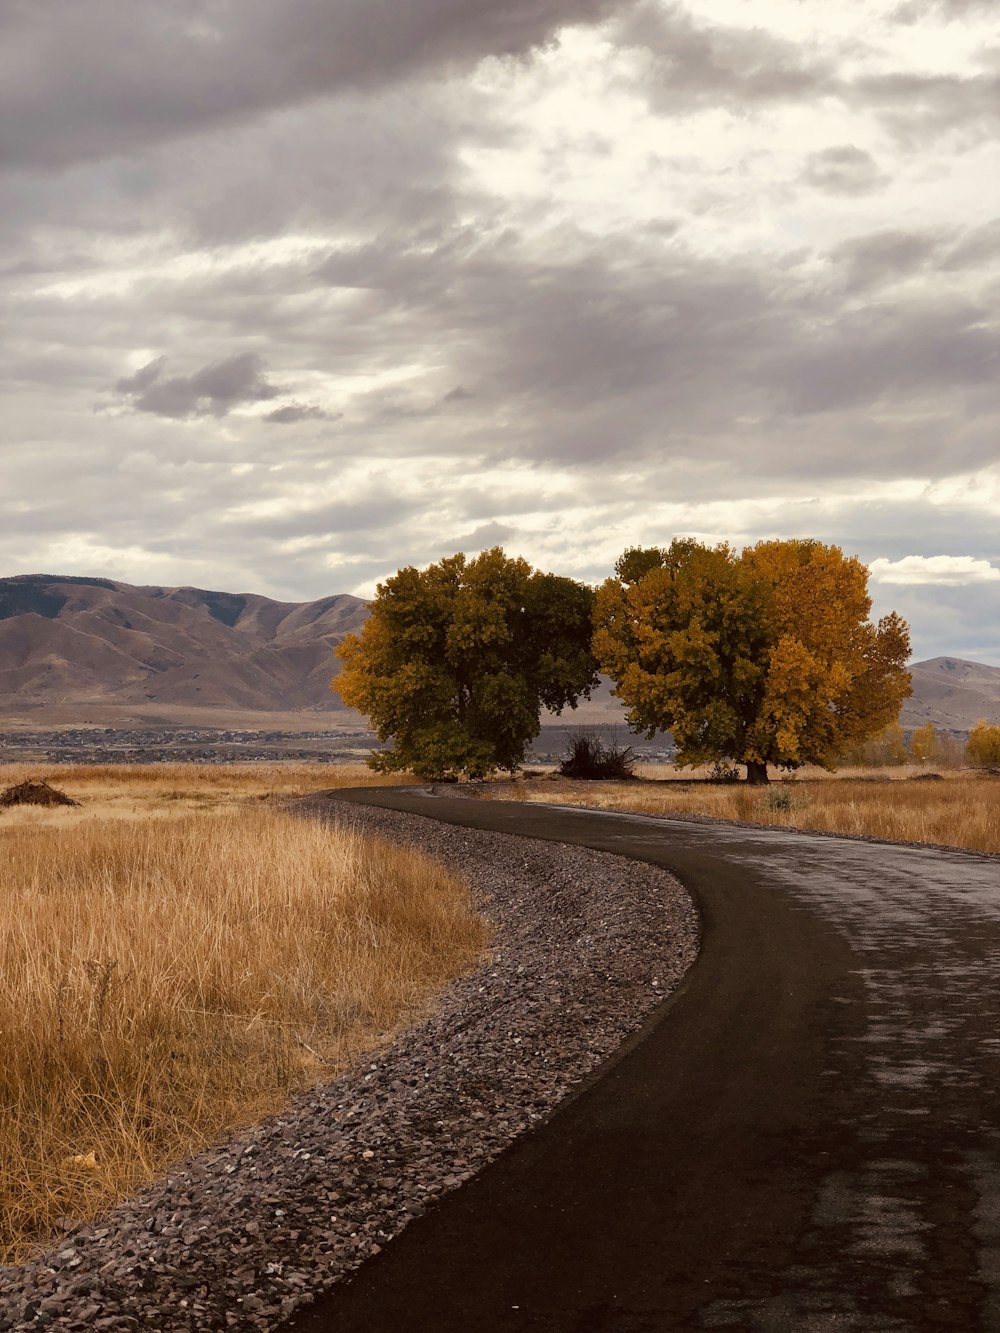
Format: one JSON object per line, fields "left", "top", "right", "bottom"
{"left": 0, "top": 796, "right": 698, "bottom": 1332}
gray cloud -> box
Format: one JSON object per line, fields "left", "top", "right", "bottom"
{"left": 891, "top": 0, "right": 996, "bottom": 21}
{"left": 0, "top": 88, "right": 484, "bottom": 261}
{"left": 300, "top": 216, "right": 1000, "bottom": 480}
{"left": 0, "top": 0, "right": 634, "bottom": 170}
{"left": 941, "top": 218, "right": 1000, "bottom": 271}
{"left": 447, "top": 521, "right": 516, "bottom": 551}
{"left": 610, "top": 3, "right": 998, "bottom": 145}
{"left": 612, "top": 1, "right": 836, "bottom": 111}
{"left": 830, "top": 228, "right": 945, "bottom": 292}
{"left": 824, "top": 219, "right": 1000, "bottom": 293}
{"left": 226, "top": 490, "right": 419, "bottom": 542}
{"left": 265, "top": 403, "right": 336, "bottom": 425}
{"left": 802, "top": 146, "right": 889, "bottom": 197}
{"left": 771, "top": 298, "right": 1000, "bottom": 417}
{"left": 115, "top": 352, "right": 280, "bottom": 418}
{"left": 856, "top": 70, "right": 1000, "bottom": 141}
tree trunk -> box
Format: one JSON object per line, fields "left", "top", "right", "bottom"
{"left": 746, "top": 760, "right": 769, "bottom": 785}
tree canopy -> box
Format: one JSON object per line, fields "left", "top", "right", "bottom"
{"left": 966, "top": 721, "right": 1000, "bottom": 769}
{"left": 593, "top": 538, "right": 911, "bottom": 782}
{"left": 909, "top": 722, "right": 939, "bottom": 763}
{"left": 333, "top": 547, "right": 598, "bottom": 779}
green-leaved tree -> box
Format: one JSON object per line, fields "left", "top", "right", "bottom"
{"left": 333, "top": 548, "right": 598, "bottom": 779}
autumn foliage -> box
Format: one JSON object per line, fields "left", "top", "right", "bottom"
{"left": 594, "top": 538, "right": 911, "bottom": 782}
{"left": 334, "top": 548, "right": 598, "bottom": 779}
{"left": 839, "top": 721, "right": 963, "bottom": 769}
{"left": 966, "top": 721, "right": 1000, "bottom": 769}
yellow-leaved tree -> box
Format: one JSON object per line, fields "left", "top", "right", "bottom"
{"left": 593, "top": 538, "right": 912, "bottom": 783}
{"left": 909, "top": 722, "right": 940, "bottom": 763}
{"left": 966, "top": 721, "right": 1000, "bottom": 769}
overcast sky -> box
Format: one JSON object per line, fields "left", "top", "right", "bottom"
{"left": 3, "top": 0, "right": 999, "bottom": 662}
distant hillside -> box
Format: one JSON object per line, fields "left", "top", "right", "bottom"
{"left": 902, "top": 657, "right": 1000, "bottom": 731}
{"left": 0, "top": 574, "right": 369, "bottom": 722}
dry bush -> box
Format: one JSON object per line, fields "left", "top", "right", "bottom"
{"left": 0, "top": 807, "right": 486, "bottom": 1261}
{"left": 0, "top": 779, "right": 80, "bottom": 807}
{"left": 508, "top": 769, "right": 1000, "bottom": 855}
{"left": 559, "top": 733, "right": 636, "bottom": 781}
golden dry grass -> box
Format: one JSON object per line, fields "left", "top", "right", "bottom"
{"left": 506, "top": 766, "right": 1000, "bottom": 855}
{"left": 0, "top": 760, "right": 412, "bottom": 831}
{"left": 0, "top": 788, "right": 485, "bottom": 1262}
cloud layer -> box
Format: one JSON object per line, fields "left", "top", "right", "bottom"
{"left": 870, "top": 556, "right": 1000, "bottom": 585}
{"left": 3, "top": 0, "right": 999, "bottom": 662}
{"left": 1, "top": 0, "right": 632, "bottom": 169}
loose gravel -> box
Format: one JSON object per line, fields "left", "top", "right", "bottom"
{"left": 0, "top": 796, "right": 699, "bottom": 1332}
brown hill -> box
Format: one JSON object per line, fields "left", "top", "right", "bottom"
{"left": 902, "top": 657, "right": 1000, "bottom": 731}
{"left": 0, "top": 575, "right": 369, "bottom": 725}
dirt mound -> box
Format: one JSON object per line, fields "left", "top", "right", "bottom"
{"left": 0, "top": 779, "right": 80, "bottom": 808}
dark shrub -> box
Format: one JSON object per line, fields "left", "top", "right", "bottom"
{"left": 0, "top": 779, "right": 80, "bottom": 807}
{"left": 559, "top": 732, "right": 636, "bottom": 781}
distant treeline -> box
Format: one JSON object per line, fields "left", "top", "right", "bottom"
{"left": 841, "top": 720, "right": 1000, "bottom": 769}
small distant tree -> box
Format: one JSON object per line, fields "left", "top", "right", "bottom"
{"left": 966, "top": 720, "right": 1000, "bottom": 769}
{"left": 333, "top": 548, "right": 598, "bottom": 779}
{"left": 594, "top": 538, "right": 912, "bottom": 783}
{"left": 909, "top": 722, "right": 939, "bottom": 764}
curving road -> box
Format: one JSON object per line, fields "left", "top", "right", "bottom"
{"left": 286, "top": 788, "right": 1000, "bottom": 1333}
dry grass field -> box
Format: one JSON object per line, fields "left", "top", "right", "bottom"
{"left": 0, "top": 764, "right": 484, "bottom": 1262}
{"left": 506, "top": 765, "right": 1000, "bottom": 856}
{"left": 0, "top": 761, "right": 410, "bottom": 830}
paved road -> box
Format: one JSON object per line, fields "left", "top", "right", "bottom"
{"left": 287, "top": 789, "right": 1000, "bottom": 1332}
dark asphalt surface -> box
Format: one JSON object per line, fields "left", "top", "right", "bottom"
{"left": 285, "top": 789, "right": 1000, "bottom": 1332}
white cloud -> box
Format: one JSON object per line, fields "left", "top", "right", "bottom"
{"left": 869, "top": 555, "right": 1000, "bottom": 585}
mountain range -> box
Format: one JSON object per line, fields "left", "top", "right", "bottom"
{"left": 1, "top": 574, "right": 998, "bottom": 732}
{"left": 0, "top": 574, "right": 368, "bottom": 726}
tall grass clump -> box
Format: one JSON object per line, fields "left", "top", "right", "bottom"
{"left": 0, "top": 808, "right": 486, "bottom": 1261}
